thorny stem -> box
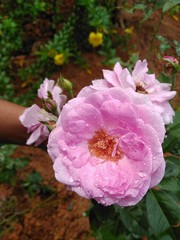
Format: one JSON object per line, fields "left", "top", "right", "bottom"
{"left": 146, "top": 11, "right": 164, "bottom": 59}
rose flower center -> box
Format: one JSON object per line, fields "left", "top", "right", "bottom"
{"left": 88, "top": 129, "right": 124, "bottom": 161}
{"left": 136, "top": 84, "right": 147, "bottom": 94}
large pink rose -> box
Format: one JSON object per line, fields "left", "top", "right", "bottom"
{"left": 48, "top": 87, "right": 166, "bottom": 206}
{"left": 93, "top": 60, "right": 176, "bottom": 124}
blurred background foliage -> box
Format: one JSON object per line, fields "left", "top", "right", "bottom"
{"left": 0, "top": 0, "right": 180, "bottom": 105}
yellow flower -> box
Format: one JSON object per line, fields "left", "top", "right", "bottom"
{"left": 88, "top": 32, "right": 103, "bottom": 47}
{"left": 54, "top": 54, "right": 65, "bottom": 65}
{"left": 124, "top": 26, "right": 134, "bottom": 34}
{"left": 172, "top": 15, "right": 179, "bottom": 21}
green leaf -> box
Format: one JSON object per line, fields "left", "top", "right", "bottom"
{"left": 117, "top": 207, "right": 147, "bottom": 237}
{"left": 146, "top": 190, "right": 171, "bottom": 237}
{"left": 163, "top": 0, "right": 180, "bottom": 12}
{"left": 168, "top": 111, "right": 180, "bottom": 128}
{"left": 99, "top": 220, "right": 120, "bottom": 240}
{"left": 154, "top": 190, "right": 180, "bottom": 226}
{"left": 173, "top": 40, "right": 180, "bottom": 56}
{"left": 164, "top": 156, "right": 180, "bottom": 178}
{"left": 163, "top": 111, "right": 180, "bottom": 155}
{"left": 159, "top": 73, "right": 171, "bottom": 84}
{"left": 158, "top": 178, "right": 180, "bottom": 192}
{"left": 14, "top": 157, "right": 29, "bottom": 169}
{"left": 141, "top": 8, "right": 154, "bottom": 23}
{"left": 161, "top": 235, "right": 174, "bottom": 240}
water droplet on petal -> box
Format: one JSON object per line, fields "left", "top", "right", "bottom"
{"left": 135, "top": 180, "right": 140, "bottom": 184}
{"left": 69, "top": 144, "right": 77, "bottom": 150}
{"left": 101, "top": 199, "right": 106, "bottom": 205}
{"left": 62, "top": 147, "right": 67, "bottom": 152}
{"left": 63, "top": 156, "right": 67, "bottom": 161}
{"left": 69, "top": 177, "right": 74, "bottom": 183}
{"left": 138, "top": 172, "right": 147, "bottom": 177}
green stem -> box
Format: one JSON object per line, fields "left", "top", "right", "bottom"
{"left": 146, "top": 11, "right": 164, "bottom": 59}
{"left": 170, "top": 72, "right": 176, "bottom": 91}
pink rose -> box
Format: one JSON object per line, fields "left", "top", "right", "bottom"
{"left": 94, "top": 60, "right": 176, "bottom": 124}
{"left": 48, "top": 87, "right": 165, "bottom": 206}
{"left": 19, "top": 104, "right": 56, "bottom": 146}
{"left": 38, "top": 78, "right": 67, "bottom": 113}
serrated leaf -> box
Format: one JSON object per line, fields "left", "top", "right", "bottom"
{"left": 163, "top": 111, "right": 180, "bottom": 155}
{"left": 117, "top": 207, "right": 147, "bottom": 237}
{"left": 158, "top": 178, "right": 180, "bottom": 192}
{"left": 168, "top": 111, "right": 180, "bottom": 130}
{"left": 163, "top": 0, "right": 180, "bottom": 12}
{"left": 146, "top": 190, "right": 171, "bottom": 237}
{"left": 153, "top": 190, "right": 180, "bottom": 226}
{"left": 164, "top": 156, "right": 180, "bottom": 178}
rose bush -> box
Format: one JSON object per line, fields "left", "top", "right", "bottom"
{"left": 48, "top": 86, "right": 166, "bottom": 206}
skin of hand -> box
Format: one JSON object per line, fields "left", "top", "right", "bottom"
{"left": 0, "top": 99, "right": 30, "bottom": 145}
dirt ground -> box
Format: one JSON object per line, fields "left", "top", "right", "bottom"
{"left": 0, "top": 7, "right": 180, "bottom": 240}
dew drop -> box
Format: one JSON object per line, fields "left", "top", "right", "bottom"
{"left": 135, "top": 180, "right": 140, "bottom": 184}
{"left": 69, "top": 177, "right": 74, "bottom": 183}
{"left": 138, "top": 172, "right": 147, "bottom": 177}
{"left": 63, "top": 156, "right": 67, "bottom": 161}
{"left": 62, "top": 147, "right": 67, "bottom": 152}
{"left": 101, "top": 199, "right": 106, "bottom": 205}
{"left": 69, "top": 144, "right": 77, "bottom": 150}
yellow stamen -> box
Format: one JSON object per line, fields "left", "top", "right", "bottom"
{"left": 88, "top": 129, "right": 123, "bottom": 161}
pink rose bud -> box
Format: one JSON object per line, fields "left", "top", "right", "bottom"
{"left": 38, "top": 78, "right": 67, "bottom": 113}
{"left": 58, "top": 76, "right": 73, "bottom": 98}
{"left": 162, "top": 56, "right": 179, "bottom": 65}
{"left": 43, "top": 98, "right": 58, "bottom": 116}
{"left": 162, "top": 56, "right": 180, "bottom": 77}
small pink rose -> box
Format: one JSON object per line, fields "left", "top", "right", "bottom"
{"left": 98, "top": 60, "right": 176, "bottom": 124}
{"left": 19, "top": 104, "right": 56, "bottom": 146}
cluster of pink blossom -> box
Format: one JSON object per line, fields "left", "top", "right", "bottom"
{"left": 20, "top": 78, "right": 66, "bottom": 146}
{"left": 20, "top": 60, "right": 176, "bottom": 206}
